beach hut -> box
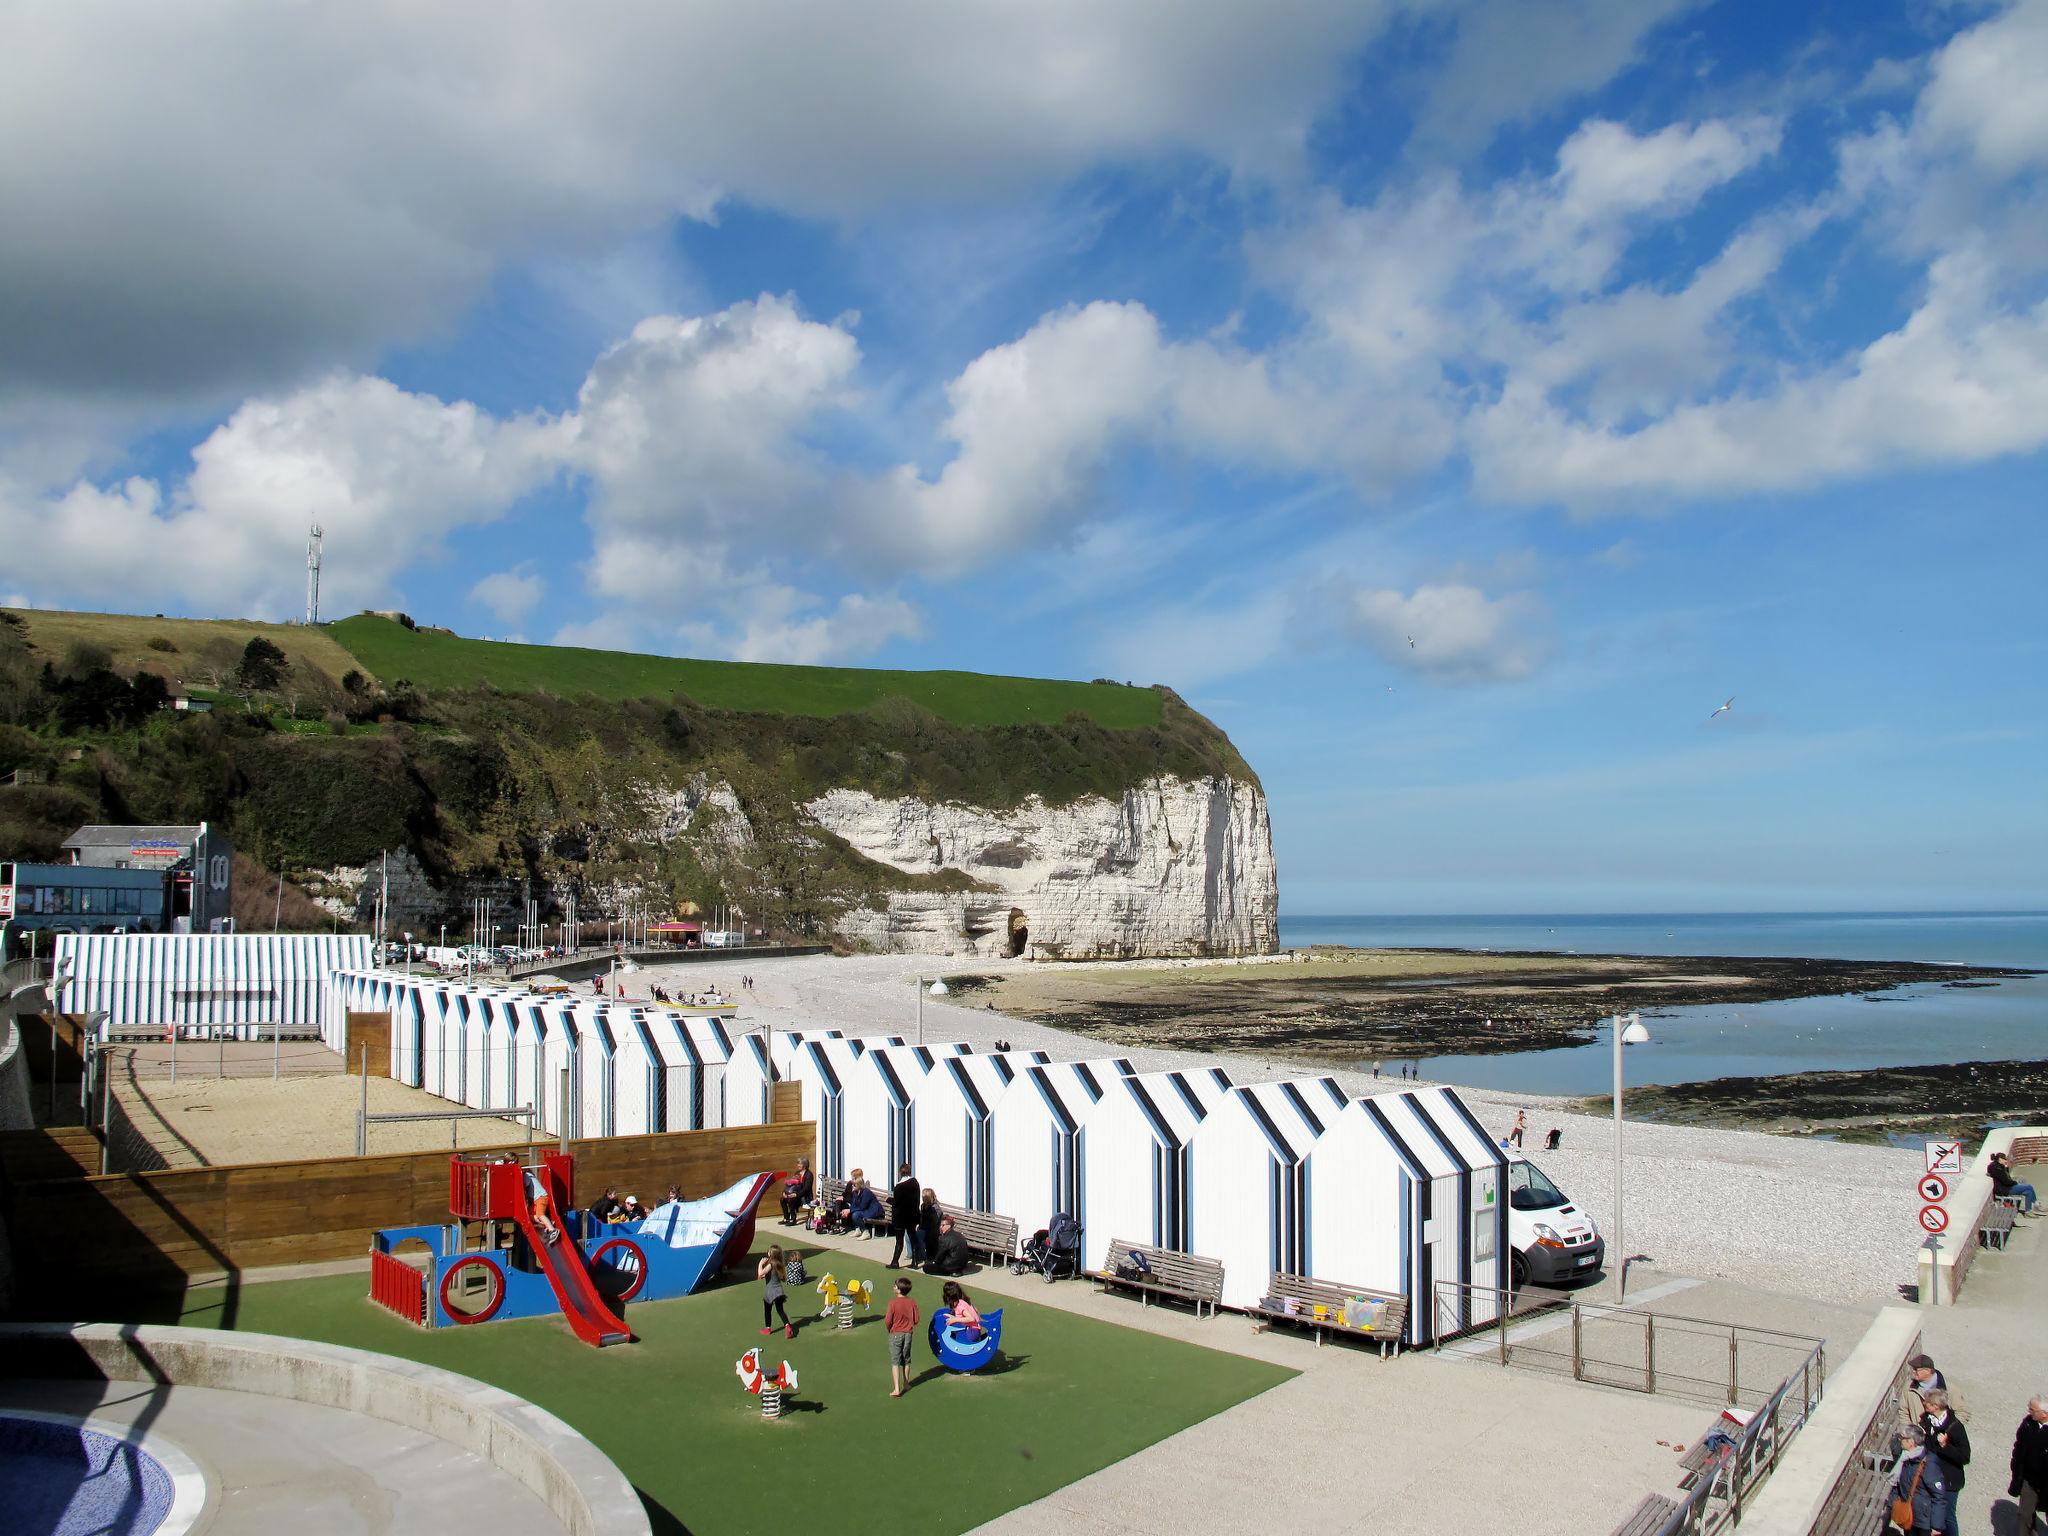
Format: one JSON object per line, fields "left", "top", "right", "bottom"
{"left": 723, "top": 1032, "right": 778, "bottom": 1127}
{"left": 842, "top": 1043, "right": 964, "bottom": 1183}
{"left": 321, "top": 967, "right": 399, "bottom": 1052}
{"left": 787, "top": 1035, "right": 906, "bottom": 1178}
{"left": 1076, "top": 1065, "right": 1234, "bottom": 1269}
{"left": 1305, "top": 1086, "right": 1508, "bottom": 1348}
{"left": 988, "top": 1057, "right": 1104, "bottom": 1241}
{"left": 908, "top": 1051, "right": 1028, "bottom": 1214}
{"left": 642, "top": 1011, "right": 733, "bottom": 1131}
{"left": 54, "top": 931, "right": 373, "bottom": 1041}
{"left": 1191, "top": 1076, "right": 1350, "bottom": 1310}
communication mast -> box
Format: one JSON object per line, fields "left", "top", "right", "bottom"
{"left": 305, "top": 524, "right": 324, "bottom": 625}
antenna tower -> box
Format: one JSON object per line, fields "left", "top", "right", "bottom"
{"left": 305, "top": 524, "right": 324, "bottom": 625}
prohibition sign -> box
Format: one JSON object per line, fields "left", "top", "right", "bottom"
{"left": 1918, "top": 1204, "right": 1950, "bottom": 1235}
{"left": 1919, "top": 1174, "right": 1949, "bottom": 1203}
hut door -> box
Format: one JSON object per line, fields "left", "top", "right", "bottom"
{"left": 1270, "top": 1158, "right": 1308, "bottom": 1275}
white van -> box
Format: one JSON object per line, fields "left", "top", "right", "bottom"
{"left": 1506, "top": 1154, "right": 1604, "bottom": 1288}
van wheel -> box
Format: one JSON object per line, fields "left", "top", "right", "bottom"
{"left": 1511, "top": 1251, "right": 1528, "bottom": 1291}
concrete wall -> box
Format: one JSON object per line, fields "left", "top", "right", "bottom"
{"left": 1915, "top": 1124, "right": 2046, "bottom": 1305}
{"left": 2, "top": 1322, "right": 651, "bottom": 1536}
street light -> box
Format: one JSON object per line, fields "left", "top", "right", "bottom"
{"left": 1611, "top": 1011, "right": 1651, "bottom": 1302}
{"left": 916, "top": 975, "right": 949, "bottom": 1046}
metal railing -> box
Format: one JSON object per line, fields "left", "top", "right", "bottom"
{"left": 1435, "top": 1280, "right": 1826, "bottom": 1410}
{"left": 1809, "top": 1333, "right": 1919, "bottom": 1535}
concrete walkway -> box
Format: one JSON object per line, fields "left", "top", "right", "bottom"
{"left": 1914, "top": 1208, "right": 2048, "bottom": 1536}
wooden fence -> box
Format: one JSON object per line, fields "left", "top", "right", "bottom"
{"left": 3, "top": 1119, "right": 814, "bottom": 1298}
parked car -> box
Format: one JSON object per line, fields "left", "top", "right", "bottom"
{"left": 1506, "top": 1155, "right": 1604, "bottom": 1288}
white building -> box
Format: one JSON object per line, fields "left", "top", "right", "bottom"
{"left": 908, "top": 1051, "right": 1028, "bottom": 1214}
{"left": 55, "top": 932, "right": 372, "bottom": 1040}
{"left": 1075, "top": 1065, "right": 1234, "bottom": 1269}
{"left": 1191, "top": 1076, "right": 1350, "bottom": 1310}
{"left": 988, "top": 1057, "right": 1105, "bottom": 1240}
{"left": 1305, "top": 1086, "right": 1508, "bottom": 1348}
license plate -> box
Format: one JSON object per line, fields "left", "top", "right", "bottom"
{"left": 1575, "top": 1255, "right": 1596, "bottom": 1267}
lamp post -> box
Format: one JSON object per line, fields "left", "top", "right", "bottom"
{"left": 1611, "top": 1011, "right": 1651, "bottom": 1302}
{"left": 915, "top": 976, "right": 949, "bottom": 1046}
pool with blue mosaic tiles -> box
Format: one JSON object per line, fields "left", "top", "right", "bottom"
{"left": 0, "top": 1412, "right": 174, "bottom": 1536}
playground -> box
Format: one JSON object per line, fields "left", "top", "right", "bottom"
{"left": 64, "top": 1243, "right": 1292, "bottom": 1536}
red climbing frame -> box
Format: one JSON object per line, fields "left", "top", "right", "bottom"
{"left": 369, "top": 1248, "right": 427, "bottom": 1324}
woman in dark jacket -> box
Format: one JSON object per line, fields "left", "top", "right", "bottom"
{"left": 2013, "top": 1393, "right": 2048, "bottom": 1530}
{"left": 918, "top": 1187, "right": 942, "bottom": 1260}
{"left": 1893, "top": 1426, "right": 1951, "bottom": 1535}
{"left": 889, "top": 1163, "right": 922, "bottom": 1268}
{"left": 780, "top": 1157, "right": 813, "bottom": 1225}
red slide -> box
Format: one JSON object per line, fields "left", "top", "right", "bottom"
{"left": 515, "top": 1163, "right": 631, "bottom": 1348}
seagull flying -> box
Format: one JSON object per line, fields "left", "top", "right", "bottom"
{"left": 1708, "top": 696, "right": 1734, "bottom": 722}
{"left": 1406, "top": 634, "right": 1416, "bottom": 648}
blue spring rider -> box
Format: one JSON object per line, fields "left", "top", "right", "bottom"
{"left": 927, "top": 1307, "right": 1005, "bottom": 1371}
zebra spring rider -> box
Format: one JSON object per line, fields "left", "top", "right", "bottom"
{"left": 816, "top": 1272, "right": 875, "bottom": 1329}
{"left": 736, "top": 1350, "right": 798, "bottom": 1420}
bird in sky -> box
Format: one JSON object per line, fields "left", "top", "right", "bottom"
{"left": 1406, "top": 634, "right": 1415, "bottom": 648}
{"left": 1708, "top": 696, "right": 1734, "bottom": 721}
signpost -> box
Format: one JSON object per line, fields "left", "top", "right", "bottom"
{"left": 1924, "top": 1140, "right": 1963, "bottom": 1176}
{"left": 1918, "top": 1173, "right": 1948, "bottom": 1204}
{"left": 1915, "top": 1149, "right": 1957, "bottom": 1304}
{"left": 1918, "top": 1204, "right": 1949, "bottom": 1234}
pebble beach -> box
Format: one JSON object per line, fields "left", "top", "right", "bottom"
{"left": 671, "top": 950, "right": 1926, "bottom": 1309}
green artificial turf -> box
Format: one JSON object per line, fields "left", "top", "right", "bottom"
{"left": 327, "top": 613, "right": 1165, "bottom": 727}
{"left": 93, "top": 1247, "right": 1291, "bottom": 1536}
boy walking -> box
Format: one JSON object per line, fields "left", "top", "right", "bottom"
{"left": 885, "top": 1277, "right": 920, "bottom": 1398}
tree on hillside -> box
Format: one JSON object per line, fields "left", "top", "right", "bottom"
{"left": 237, "top": 636, "right": 288, "bottom": 692}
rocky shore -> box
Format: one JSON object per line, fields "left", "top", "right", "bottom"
{"left": 1583, "top": 1058, "right": 2048, "bottom": 1145}
{"left": 948, "top": 947, "right": 2034, "bottom": 1064}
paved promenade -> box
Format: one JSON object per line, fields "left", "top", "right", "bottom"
{"left": 1915, "top": 1206, "right": 2046, "bottom": 1536}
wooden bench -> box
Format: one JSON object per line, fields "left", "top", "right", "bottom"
{"left": 815, "top": 1176, "right": 894, "bottom": 1234}
{"left": 935, "top": 1202, "right": 1019, "bottom": 1263}
{"left": 1093, "top": 1238, "right": 1226, "bottom": 1319}
{"left": 2006, "top": 1135, "right": 2048, "bottom": 1167}
{"left": 1979, "top": 1201, "right": 2016, "bottom": 1250}
{"left": 1246, "top": 1271, "right": 1407, "bottom": 1357}
{"left": 1609, "top": 1494, "right": 1680, "bottom": 1536}
{"left": 1677, "top": 1411, "right": 1748, "bottom": 1488}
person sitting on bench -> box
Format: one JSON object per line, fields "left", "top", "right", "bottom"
{"left": 1990, "top": 1152, "right": 2038, "bottom": 1213}
{"left": 781, "top": 1158, "right": 814, "bottom": 1225}
{"left": 837, "top": 1170, "right": 884, "bottom": 1237}
{"left": 923, "top": 1216, "right": 971, "bottom": 1275}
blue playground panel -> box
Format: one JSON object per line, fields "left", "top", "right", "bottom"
{"left": 928, "top": 1307, "right": 1005, "bottom": 1371}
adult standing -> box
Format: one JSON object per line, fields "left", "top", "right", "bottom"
{"left": 1920, "top": 1388, "right": 1970, "bottom": 1536}
{"left": 1894, "top": 1425, "right": 1952, "bottom": 1536}
{"left": 917, "top": 1188, "right": 943, "bottom": 1268}
{"left": 1509, "top": 1109, "right": 1527, "bottom": 1150}
{"left": 888, "top": 1161, "right": 922, "bottom": 1269}
{"left": 2012, "top": 1393, "right": 2048, "bottom": 1532}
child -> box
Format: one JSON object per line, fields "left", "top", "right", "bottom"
{"left": 884, "top": 1276, "right": 920, "bottom": 1397}
{"left": 531, "top": 1189, "right": 562, "bottom": 1246}
{"left": 940, "top": 1280, "right": 983, "bottom": 1340}
{"left": 759, "top": 1245, "right": 794, "bottom": 1338}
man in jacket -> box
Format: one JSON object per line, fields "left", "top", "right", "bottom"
{"left": 923, "top": 1216, "right": 971, "bottom": 1276}
{"left": 2013, "top": 1393, "right": 2048, "bottom": 1531}
{"left": 888, "top": 1162, "right": 922, "bottom": 1269}
{"left": 1920, "top": 1388, "right": 1970, "bottom": 1536}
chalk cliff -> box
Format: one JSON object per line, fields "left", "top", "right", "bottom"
{"left": 809, "top": 775, "right": 1278, "bottom": 959}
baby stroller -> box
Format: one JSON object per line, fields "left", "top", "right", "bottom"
{"left": 1012, "top": 1212, "right": 1082, "bottom": 1282}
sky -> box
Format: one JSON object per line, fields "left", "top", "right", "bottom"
{"left": 2, "top": 0, "right": 2044, "bottom": 915}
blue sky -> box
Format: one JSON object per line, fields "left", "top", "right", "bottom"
{"left": 1, "top": 1, "right": 2043, "bottom": 913}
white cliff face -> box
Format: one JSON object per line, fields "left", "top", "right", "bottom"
{"left": 808, "top": 775, "right": 1278, "bottom": 959}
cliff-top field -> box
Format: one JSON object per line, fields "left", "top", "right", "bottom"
{"left": 331, "top": 615, "right": 1166, "bottom": 725}
{"left": 5, "top": 608, "right": 1166, "bottom": 728}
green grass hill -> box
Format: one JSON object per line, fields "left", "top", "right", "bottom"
{"left": 328, "top": 614, "right": 1164, "bottom": 728}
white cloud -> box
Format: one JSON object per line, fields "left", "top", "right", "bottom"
{"left": 1341, "top": 582, "right": 1548, "bottom": 681}
{"left": 0, "top": 1, "right": 1406, "bottom": 428}
{"left": 0, "top": 375, "right": 561, "bottom": 618}
{"left": 469, "top": 566, "right": 545, "bottom": 627}
{"left": 1411, "top": 0, "right": 1704, "bottom": 156}
{"left": 1916, "top": 0, "right": 2048, "bottom": 177}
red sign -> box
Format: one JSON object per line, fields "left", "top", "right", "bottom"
{"left": 1918, "top": 1174, "right": 1949, "bottom": 1203}
{"left": 1918, "top": 1205, "right": 1950, "bottom": 1234}
{"left": 0, "top": 885, "right": 12, "bottom": 918}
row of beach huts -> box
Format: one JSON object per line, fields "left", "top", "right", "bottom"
{"left": 323, "top": 967, "right": 1509, "bottom": 1345}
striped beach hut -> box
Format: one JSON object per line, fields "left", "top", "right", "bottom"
{"left": 723, "top": 1028, "right": 843, "bottom": 1128}
{"left": 1077, "top": 1065, "right": 1234, "bottom": 1269}
{"left": 638, "top": 1010, "right": 734, "bottom": 1132}
{"left": 321, "top": 967, "right": 401, "bottom": 1052}
{"left": 907, "top": 1051, "right": 1022, "bottom": 1215}
{"left": 55, "top": 932, "right": 373, "bottom": 1040}
{"left": 990, "top": 1057, "right": 1105, "bottom": 1242}
{"left": 1306, "top": 1086, "right": 1508, "bottom": 1348}
{"left": 1192, "top": 1076, "right": 1349, "bottom": 1310}
{"left": 841, "top": 1043, "right": 963, "bottom": 1184}
{"left": 788, "top": 1035, "right": 905, "bottom": 1178}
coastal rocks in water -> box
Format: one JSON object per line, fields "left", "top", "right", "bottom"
{"left": 808, "top": 775, "right": 1278, "bottom": 959}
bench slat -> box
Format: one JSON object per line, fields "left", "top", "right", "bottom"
{"left": 1610, "top": 1493, "right": 1679, "bottom": 1536}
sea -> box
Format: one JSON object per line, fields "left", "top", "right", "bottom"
{"left": 1276, "top": 912, "right": 2048, "bottom": 1096}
